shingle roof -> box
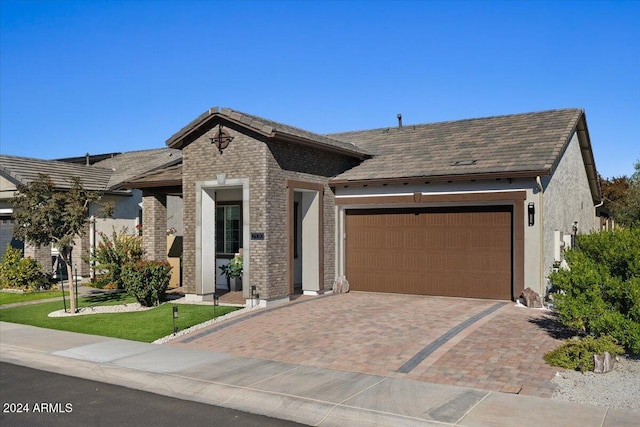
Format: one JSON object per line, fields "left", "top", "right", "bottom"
{"left": 167, "top": 107, "right": 369, "bottom": 158}
{"left": 328, "top": 109, "right": 584, "bottom": 183}
{"left": 0, "top": 149, "right": 182, "bottom": 193}
{"left": 93, "top": 148, "right": 182, "bottom": 189}
{"left": 126, "top": 163, "right": 182, "bottom": 188}
{"left": 0, "top": 155, "right": 113, "bottom": 191}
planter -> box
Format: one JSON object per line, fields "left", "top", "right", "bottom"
{"left": 226, "top": 276, "right": 242, "bottom": 292}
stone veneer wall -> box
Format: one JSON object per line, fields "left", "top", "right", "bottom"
{"left": 142, "top": 193, "right": 168, "bottom": 262}
{"left": 23, "top": 243, "right": 52, "bottom": 274}
{"left": 72, "top": 223, "right": 91, "bottom": 277}
{"left": 180, "top": 119, "right": 361, "bottom": 299}
{"left": 181, "top": 123, "right": 269, "bottom": 296}
{"left": 265, "top": 140, "right": 361, "bottom": 296}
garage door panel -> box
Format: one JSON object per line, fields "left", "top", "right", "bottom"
{"left": 346, "top": 206, "right": 512, "bottom": 300}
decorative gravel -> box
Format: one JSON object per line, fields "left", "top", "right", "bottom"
{"left": 551, "top": 355, "right": 640, "bottom": 411}
{"left": 48, "top": 303, "right": 153, "bottom": 317}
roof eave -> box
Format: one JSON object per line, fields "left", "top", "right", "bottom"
{"left": 166, "top": 107, "right": 274, "bottom": 149}
{"left": 329, "top": 169, "right": 550, "bottom": 187}
{"left": 575, "top": 114, "right": 602, "bottom": 204}
{"left": 167, "top": 108, "right": 369, "bottom": 160}
{"left": 124, "top": 179, "right": 182, "bottom": 189}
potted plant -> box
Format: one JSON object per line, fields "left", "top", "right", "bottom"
{"left": 219, "top": 255, "right": 243, "bottom": 291}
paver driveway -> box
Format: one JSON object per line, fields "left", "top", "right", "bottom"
{"left": 170, "top": 292, "right": 570, "bottom": 397}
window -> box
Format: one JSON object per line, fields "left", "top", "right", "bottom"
{"left": 216, "top": 204, "right": 241, "bottom": 254}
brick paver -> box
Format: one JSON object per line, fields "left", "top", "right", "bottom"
{"left": 169, "top": 292, "right": 571, "bottom": 397}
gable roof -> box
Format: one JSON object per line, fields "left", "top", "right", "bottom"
{"left": 0, "top": 155, "right": 114, "bottom": 191}
{"left": 93, "top": 148, "right": 182, "bottom": 189}
{"left": 328, "top": 108, "right": 600, "bottom": 201}
{"left": 166, "top": 107, "right": 369, "bottom": 159}
{"left": 0, "top": 148, "right": 182, "bottom": 194}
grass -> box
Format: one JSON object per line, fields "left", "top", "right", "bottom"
{"left": 0, "top": 290, "right": 69, "bottom": 305}
{"left": 0, "top": 293, "right": 240, "bottom": 342}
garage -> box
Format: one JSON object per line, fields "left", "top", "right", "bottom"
{"left": 345, "top": 206, "right": 513, "bottom": 300}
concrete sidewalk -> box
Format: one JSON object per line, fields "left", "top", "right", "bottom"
{"left": 0, "top": 322, "right": 636, "bottom": 427}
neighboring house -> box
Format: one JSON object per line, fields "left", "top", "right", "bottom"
{"left": 0, "top": 149, "right": 182, "bottom": 277}
{"left": 126, "top": 107, "right": 600, "bottom": 306}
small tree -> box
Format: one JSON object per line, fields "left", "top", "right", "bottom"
{"left": 12, "top": 175, "right": 104, "bottom": 313}
{"left": 599, "top": 159, "right": 640, "bottom": 228}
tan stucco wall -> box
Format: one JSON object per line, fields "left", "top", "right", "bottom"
{"left": 543, "top": 132, "right": 597, "bottom": 290}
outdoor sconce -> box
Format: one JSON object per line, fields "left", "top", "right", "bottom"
{"left": 528, "top": 202, "right": 535, "bottom": 226}
{"left": 210, "top": 124, "right": 234, "bottom": 154}
{"left": 213, "top": 293, "right": 219, "bottom": 316}
{"left": 172, "top": 306, "right": 179, "bottom": 335}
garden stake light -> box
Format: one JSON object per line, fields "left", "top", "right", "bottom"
{"left": 172, "top": 306, "right": 179, "bottom": 335}
{"left": 213, "top": 293, "right": 219, "bottom": 317}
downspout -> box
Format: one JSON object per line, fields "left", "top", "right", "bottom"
{"left": 536, "top": 176, "right": 544, "bottom": 295}
{"left": 594, "top": 200, "right": 604, "bottom": 230}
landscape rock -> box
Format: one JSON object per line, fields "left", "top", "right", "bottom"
{"left": 520, "top": 287, "right": 543, "bottom": 308}
{"left": 333, "top": 276, "right": 350, "bottom": 294}
{"left": 593, "top": 351, "right": 615, "bottom": 374}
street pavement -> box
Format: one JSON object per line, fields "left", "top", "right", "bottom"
{"left": 0, "top": 321, "right": 636, "bottom": 427}
{"left": 0, "top": 362, "right": 303, "bottom": 427}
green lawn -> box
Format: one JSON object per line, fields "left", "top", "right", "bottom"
{"left": 0, "top": 290, "right": 69, "bottom": 305}
{"left": 0, "top": 294, "right": 240, "bottom": 342}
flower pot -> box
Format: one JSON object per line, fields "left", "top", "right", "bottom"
{"left": 230, "top": 276, "right": 242, "bottom": 292}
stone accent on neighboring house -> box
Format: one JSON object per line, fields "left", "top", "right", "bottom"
{"left": 142, "top": 193, "right": 168, "bottom": 262}
{"left": 23, "top": 244, "right": 52, "bottom": 274}
{"left": 72, "top": 223, "right": 91, "bottom": 277}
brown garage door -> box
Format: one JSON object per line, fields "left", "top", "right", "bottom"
{"left": 345, "top": 206, "right": 512, "bottom": 300}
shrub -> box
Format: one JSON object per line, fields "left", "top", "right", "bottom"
{"left": 219, "top": 255, "right": 243, "bottom": 279}
{"left": 0, "top": 245, "right": 50, "bottom": 291}
{"left": 544, "top": 335, "right": 624, "bottom": 372}
{"left": 549, "top": 228, "right": 640, "bottom": 354}
{"left": 88, "top": 228, "right": 143, "bottom": 289}
{"left": 121, "top": 260, "right": 171, "bottom": 307}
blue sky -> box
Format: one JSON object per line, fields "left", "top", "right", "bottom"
{"left": 1, "top": 0, "right": 638, "bottom": 178}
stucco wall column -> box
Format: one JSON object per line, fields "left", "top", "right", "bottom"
{"left": 142, "top": 193, "right": 167, "bottom": 261}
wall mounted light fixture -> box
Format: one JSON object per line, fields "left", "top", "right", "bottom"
{"left": 528, "top": 202, "right": 535, "bottom": 226}
{"left": 210, "top": 124, "right": 234, "bottom": 154}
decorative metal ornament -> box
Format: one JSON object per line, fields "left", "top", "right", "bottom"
{"left": 210, "top": 125, "right": 234, "bottom": 154}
